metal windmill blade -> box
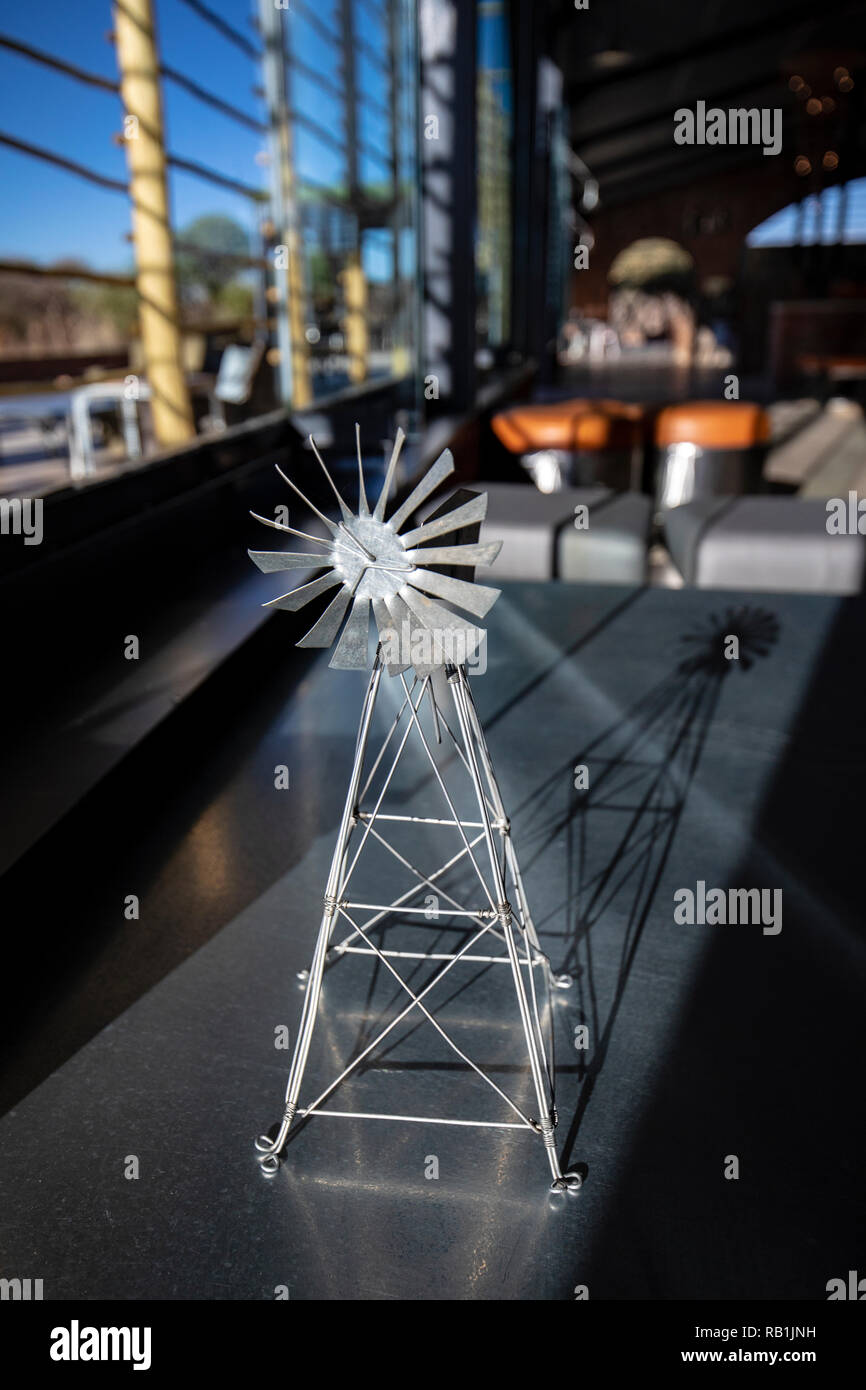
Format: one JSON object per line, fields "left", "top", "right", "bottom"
{"left": 248, "top": 428, "right": 503, "bottom": 674}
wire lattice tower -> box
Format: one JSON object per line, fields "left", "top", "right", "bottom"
{"left": 249, "top": 430, "right": 580, "bottom": 1192}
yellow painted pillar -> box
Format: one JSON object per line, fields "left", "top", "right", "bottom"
{"left": 114, "top": 0, "right": 194, "bottom": 445}
{"left": 278, "top": 132, "right": 312, "bottom": 407}
{"left": 342, "top": 255, "right": 368, "bottom": 385}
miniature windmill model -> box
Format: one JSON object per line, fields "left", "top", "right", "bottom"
{"left": 249, "top": 428, "right": 581, "bottom": 1193}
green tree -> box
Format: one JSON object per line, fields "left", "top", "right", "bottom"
{"left": 175, "top": 215, "right": 252, "bottom": 303}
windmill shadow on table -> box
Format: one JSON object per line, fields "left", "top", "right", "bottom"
{"left": 513, "top": 605, "right": 780, "bottom": 1173}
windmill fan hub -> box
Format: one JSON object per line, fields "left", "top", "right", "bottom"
{"left": 249, "top": 428, "right": 504, "bottom": 674}
{"left": 337, "top": 516, "right": 413, "bottom": 600}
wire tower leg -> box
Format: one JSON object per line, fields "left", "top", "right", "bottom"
{"left": 254, "top": 657, "right": 382, "bottom": 1175}
{"left": 447, "top": 665, "right": 580, "bottom": 1193}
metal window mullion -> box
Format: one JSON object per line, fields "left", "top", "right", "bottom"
{"left": 178, "top": 0, "right": 260, "bottom": 60}
{"left": 356, "top": 35, "right": 392, "bottom": 81}
{"left": 167, "top": 151, "right": 265, "bottom": 201}
{"left": 0, "top": 130, "right": 127, "bottom": 193}
{"left": 160, "top": 62, "right": 266, "bottom": 132}
{"left": 293, "top": 0, "right": 341, "bottom": 49}
{"left": 288, "top": 107, "right": 349, "bottom": 156}
{"left": 286, "top": 51, "right": 345, "bottom": 105}
{"left": 0, "top": 32, "right": 119, "bottom": 92}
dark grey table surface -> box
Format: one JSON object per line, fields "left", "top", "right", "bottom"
{"left": 1, "top": 581, "right": 864, "bottom": 1300}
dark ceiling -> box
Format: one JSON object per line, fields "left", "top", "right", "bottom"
{"left": 549, "top": 0, "right": 866, "bottom": 208}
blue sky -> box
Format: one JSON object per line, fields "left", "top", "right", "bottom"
{"left": 0, "top": 0, "right": 394, "bottom": 271}
{"left": 478, "top": 0, "right": 512, "bottom": 117}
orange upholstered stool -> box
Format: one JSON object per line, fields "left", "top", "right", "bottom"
{"left": 654, "top": 400, "right": 770, "bottom": 510}
{"left": 492, "top": 399, "right": 646, "bottom": 491}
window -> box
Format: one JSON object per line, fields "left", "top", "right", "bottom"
{"left": 747, "top": 178, "right": 866, "bottom": 247}
{"left": 475, "top": 0, "right": 513, "bottom": 359}
{"left": 283, "top": 0, "right": 421, "bottom": 402}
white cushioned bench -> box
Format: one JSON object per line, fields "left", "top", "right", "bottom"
{"left": 476, "top": 482, "right": 651, "bottom": 584}
{"left": 665, "top": 496, "right": 866, "bottom": 593}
